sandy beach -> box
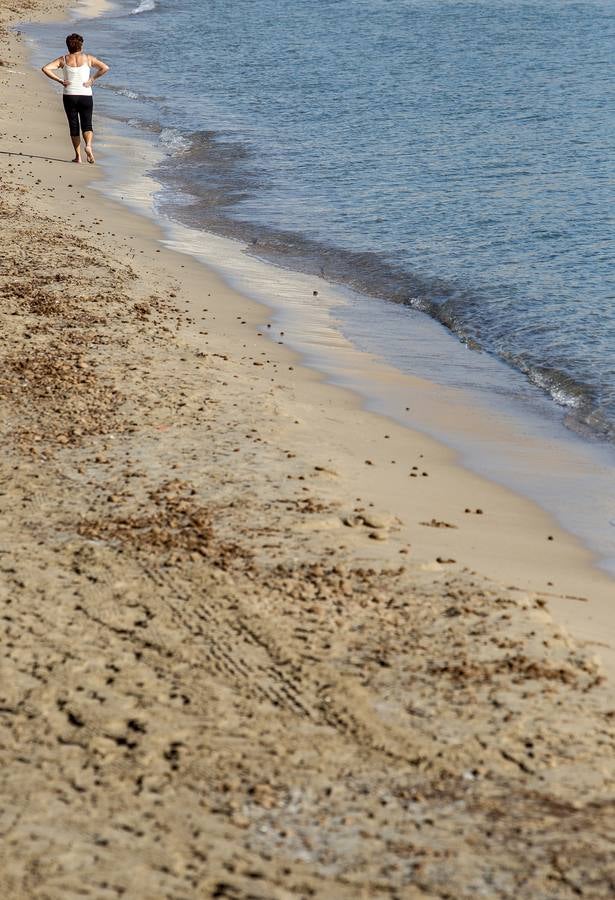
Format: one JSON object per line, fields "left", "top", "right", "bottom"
{"left": 1, "top": 1, "right": 615, "bottom": 897}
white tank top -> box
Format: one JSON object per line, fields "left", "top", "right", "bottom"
{"left": 63, "top": 55, "right": 92, "bottom": 96}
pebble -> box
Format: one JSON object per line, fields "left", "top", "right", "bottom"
{"left": 369, "top": 531, "right": 387, "bottom": 541}
{"left": 342, "top": 514, "right": 363, "bottom": 527}
{"left": 361, "top": 513, "right": 391, "bottom": 529}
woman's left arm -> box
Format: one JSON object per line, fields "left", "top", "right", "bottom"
{"left": 83, "top": 56, "right": 110, "bottom": 88}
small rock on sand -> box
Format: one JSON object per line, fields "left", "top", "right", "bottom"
{"left": 342, "top": 514, "right": 363, "bottom": 528}
{"left": 361, "top": 513, "right": 392, "bottom": 529}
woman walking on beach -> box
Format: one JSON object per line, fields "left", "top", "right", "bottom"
{"left": 42, "top": 33, "right": 109, "bottom": 164}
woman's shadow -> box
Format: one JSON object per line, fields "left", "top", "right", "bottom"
{"left": 0, "top": 149, "right": 75, "bottom": 164}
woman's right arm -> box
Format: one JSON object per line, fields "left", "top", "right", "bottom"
{"left": 42, "top": 57, "right": 67, "bottom": 86}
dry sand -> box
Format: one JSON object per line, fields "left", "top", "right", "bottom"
{"left": 1, "top": 3, "right": 615, "bottom": 897}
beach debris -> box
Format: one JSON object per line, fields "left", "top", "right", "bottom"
{"left": 1, "top": 345, "right": 124, "bottom": 449}
{"left": 420, "top": 519, "right": 457, "bottom": 529}
{"left": 314, "top": 465, "right": 338, "bottom": 476}
{"left": 75, "top": 479, "right": 251, "bottom": 569}
{"left": 342, "top": 511, "right": 394, "bottom": 531}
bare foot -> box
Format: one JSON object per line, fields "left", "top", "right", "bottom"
{"left": 73, "top": 154, "right": 81, "bottom": 164}
{"left": 85, "top": 146, "right": 95, "bottom": 165}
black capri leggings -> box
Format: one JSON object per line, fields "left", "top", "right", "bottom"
{"left": 62, "top": 95, "right": 94, "bottom": 137}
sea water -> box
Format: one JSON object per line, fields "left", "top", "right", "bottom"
{"left": 23, "top": 0, "right": 615, "bottom": 568}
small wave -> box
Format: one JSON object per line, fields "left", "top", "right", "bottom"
{"left": 526, "top": 369, "right": 583, "bottom": 409}
{"left": 502, "top": 356, "right": 615, "bottom": 441}
{"left": 159, "top": 127, "right": 191, "bottom": 154}
{"left": 407, "top": 294, "right": 479, "bottom": 349}
{"left": 504, "top": 357, "right": 590, "bottom": 413}
{"left": 114, "top": 87, "right": 140, "bottom": 100}
{"left": 131, "top": 0, "right": 156, "bottom": 14}
{"left": 99, "top": 83, "right": 165, "bottom": 105}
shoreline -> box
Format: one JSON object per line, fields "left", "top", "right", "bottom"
{"left": 2, "top": 2, "right": 615, "bottom": 896}
{"left": 156, "top": 202, "right": 615, "bottom": 578}
{"left": 46, "top": 7, "right": 615, "bottom": 582}
{"left": 24, "top": 0, "right": 615, "bottom": 578}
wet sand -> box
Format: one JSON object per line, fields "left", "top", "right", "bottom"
{"left": 1, "top": 2, "right": 615, "bottom": 897}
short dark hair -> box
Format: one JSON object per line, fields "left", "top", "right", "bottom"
{"left": 66, "top": 33, "right": 84, "bottom": 53}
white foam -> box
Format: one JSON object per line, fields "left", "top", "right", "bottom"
{"left": 131, "top": 0, "right": 155, "bottom": 14}
{"left": 115, "top": 87, "right": 140, "bottom": 100}
{"left": 159, "top": 127, "right": 191, "bottom": 154}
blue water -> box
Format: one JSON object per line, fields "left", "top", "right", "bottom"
{"left": 30, "top": 0, "right": 615, "bottom": 440}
